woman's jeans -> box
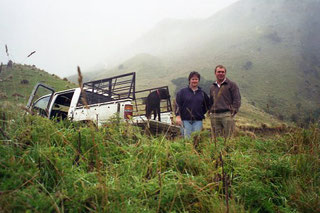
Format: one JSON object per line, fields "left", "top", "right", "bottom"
{"left": 181, "top": 120, "right": 203, "bottom": 138}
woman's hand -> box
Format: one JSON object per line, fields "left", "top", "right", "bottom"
{"left": 175, "top": 115, "right": 182, "bottom": 126}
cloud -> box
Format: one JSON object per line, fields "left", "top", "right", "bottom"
{"left": 0, "top": 0, "right": 239, "bottom": 77}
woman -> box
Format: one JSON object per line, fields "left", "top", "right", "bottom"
{"left": 175, "top": 71, "right": 210, "bottom": 138}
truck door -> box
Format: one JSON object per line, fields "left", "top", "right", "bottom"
{"left": 26, "top": 83, "right": 55, "bottom": 117}
{"left": 49, "top": 90, "right": 75, "bottom": 120}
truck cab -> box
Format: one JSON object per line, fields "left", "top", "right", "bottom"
{"left": 27, "top": 73, "right": 136, "bottom": 125}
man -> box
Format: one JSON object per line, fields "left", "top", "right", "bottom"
{"left": 175, "top": 71, "right": 210, "bottom": 138}
{"left": 209, "top": 65, "right": 241, "bottom": 138}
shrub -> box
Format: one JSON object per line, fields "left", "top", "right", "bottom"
{"left": 0, "top": 106, "right": 319, "bottom": 212}
{"left": 243, "top": 61, "right": 253, "bottom": 70}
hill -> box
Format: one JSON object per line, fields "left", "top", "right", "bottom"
{"left": 0, "top": 62, "right": 283, "bottom": 129}
{"left": 0, "top": 63, "right": 76, "bottom": 105}
{"left": 71, "top": 54, "right": 284, "bottom": 128}
{"left": 70, "top": 0, "right": 320, "bottom": 124}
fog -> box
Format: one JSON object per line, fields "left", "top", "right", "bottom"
{"left": 0, "top": 0, "right": 239, "bottom": 77}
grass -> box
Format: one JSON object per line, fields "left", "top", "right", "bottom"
{"left": 0, "top": 64, "right": 76, "bottom": 105}
{"left": 0, "top": 103, "right": 319, "bottom": 212}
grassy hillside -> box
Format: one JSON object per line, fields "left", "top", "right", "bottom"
{"left": 73, "top": 53, "right": 284, "bottom": 128}
{"left": 71, "top": 0, "right": 320, "bottom": 124}
{"left": 0, "top": 62, "right": 282, "bottom": 129}
{"left": 0, "top": 63, "right": 77, "bottom": 105}
{"left": 0, "top": 104, "right": 319, "bottom": 212}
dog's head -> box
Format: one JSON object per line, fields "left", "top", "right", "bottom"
{"left": 158, "top": 89, "right": 170, "bottom": 99}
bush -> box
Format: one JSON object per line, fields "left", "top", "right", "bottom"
{"left": 0, "top": 106, "right": 319, "bottom": 212}
{"left": 243, "top": 61, "right": 253, "bottom": 70}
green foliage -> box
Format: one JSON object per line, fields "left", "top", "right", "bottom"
{"left": 0, "top": 64, "right": 76, "bottom": 105}
{"left": 0, "top": 105, "right": 319, "bottom": 212}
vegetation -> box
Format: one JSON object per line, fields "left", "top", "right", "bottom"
{"left": 0, "top": 63, "right": 317, "bottom": 212}
{"left": 1, "top": 103, "right": 319, "bottom": 212}
{"left": 0, "top": 63, "right": 76, "bottom": 104}
{"left": 0, "top": 63, "right": 284, "bottom": 130}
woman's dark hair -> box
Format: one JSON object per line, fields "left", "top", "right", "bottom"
{"left": 188, "top": 71, "right": 200, "bottom": 81}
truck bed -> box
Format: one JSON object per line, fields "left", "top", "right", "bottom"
{"left": 133, "top": 119, "right": 181, "bottom": 137}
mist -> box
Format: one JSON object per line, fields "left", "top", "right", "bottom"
{"left": 0, "top": 0, "right": 239, "bottom": 77}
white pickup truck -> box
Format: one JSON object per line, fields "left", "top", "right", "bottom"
{"left": 26, "top": 72, "right": 178, "bottom": 134}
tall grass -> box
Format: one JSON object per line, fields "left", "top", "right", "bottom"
{"left": 0, "top": 104, "right": 319, "bottom": 212}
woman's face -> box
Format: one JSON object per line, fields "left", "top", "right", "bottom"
{"left": 189, "top": 75, "right": 199, "bottom": 88}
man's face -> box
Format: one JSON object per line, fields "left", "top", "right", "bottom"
{"left": 215, "top": 67, "right": 226, "bottom": 82}
{"left": 189, "top": 76, "right": 199, "bottom": 88}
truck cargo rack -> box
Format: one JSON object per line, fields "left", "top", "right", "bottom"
{"left": 133, "top": 86, "right": 172, "bottom": 117}
{"left": 83, "top": 72, "right": 136, "bottom": 102}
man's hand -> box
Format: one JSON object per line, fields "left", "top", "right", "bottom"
{"left": 231, "top": 109, "right": 238, "bottom": 117}
{"left": 175, "top": 115, "right": 182, "bottom": 126}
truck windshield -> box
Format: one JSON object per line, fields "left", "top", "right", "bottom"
{"left": 33, "top": 95, "right": 51, "bottom": 116}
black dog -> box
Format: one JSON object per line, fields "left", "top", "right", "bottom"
{"left": 145, "top": 89, "right": 170, "bottom": 121}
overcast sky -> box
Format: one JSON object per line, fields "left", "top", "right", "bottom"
{"left": 0, "top": 0, "right": 239, "bottom": 77}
